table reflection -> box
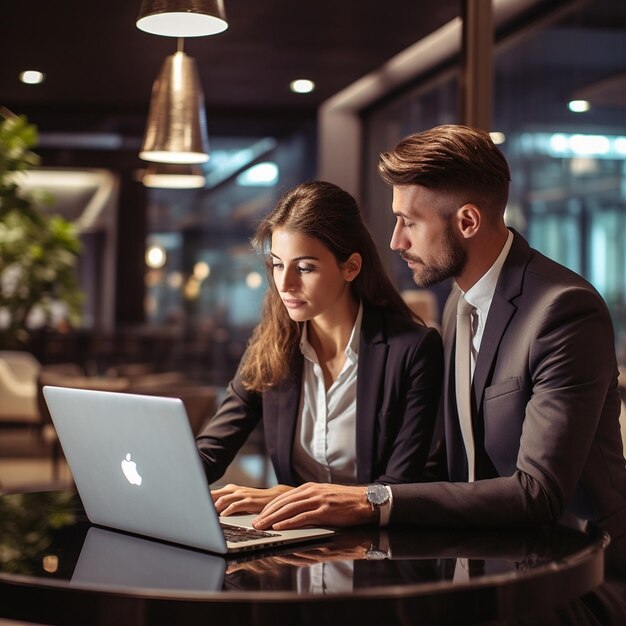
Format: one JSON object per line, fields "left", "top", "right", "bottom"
{"left": 223, "top": 524, "right": 601, "bottom": 594}
{"left": 0, "top": 489, "right": 604, "bottom": 598}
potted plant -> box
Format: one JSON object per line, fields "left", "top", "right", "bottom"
{"left": 0, "top": 109, "right": 83, "bottom": 349}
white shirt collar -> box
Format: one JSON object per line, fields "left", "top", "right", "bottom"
{"left": 460, "top": 229, "right": 513, "bottom": 314}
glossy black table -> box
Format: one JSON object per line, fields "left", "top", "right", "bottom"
{"left": 0, "top": 489, "right": 609, "bottom": 626}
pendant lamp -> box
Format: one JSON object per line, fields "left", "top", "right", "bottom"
{"left": 137, "top": 0, "right": 228, "bottom": 37}
{"left": 140, "top": 43, "right": 210, "bottom": 164}
{"left": 142, "top": 163, "right": 206, "bottom": 188}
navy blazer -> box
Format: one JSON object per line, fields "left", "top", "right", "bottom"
{"left": 196, "top": 302, "right": 443, "bottom": 486}
{"left": 392, "top": 231, "right": 626, "bottom": 549}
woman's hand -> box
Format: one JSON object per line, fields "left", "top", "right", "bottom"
{"left": 212, "top": 484, "right": 294, "bottom": 516}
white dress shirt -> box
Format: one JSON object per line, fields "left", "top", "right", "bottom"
{"left": 297, "top": 561, "right": 354, "bottom": 594}
{"left": 453, "top": 231, "right": 513, "bottom": 578}
{"left": 291, "top": 302, "right": 363, "bottom": 484}
{"left": 460, "top": 230, "right": 513, "bottom": 374}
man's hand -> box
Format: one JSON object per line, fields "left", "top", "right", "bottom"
{"left": 212, "top": 484, "right": 293, "bottom": 515}
{"left": 252, "top": 483, "right": 377, "bottom": 530}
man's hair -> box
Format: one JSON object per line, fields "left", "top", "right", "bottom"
{"left": 378, "top": 124, "right": 511, "bottom": 219}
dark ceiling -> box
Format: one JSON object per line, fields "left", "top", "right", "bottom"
{"left": 0, "top": 0, "right": 460, "bottom": 139}
{"left": 2, "top": 0, "right": 623, "bottom": 154}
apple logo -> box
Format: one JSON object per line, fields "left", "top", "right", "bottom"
{"left": 121, "top": 453, "right": 143, "bottom": 486}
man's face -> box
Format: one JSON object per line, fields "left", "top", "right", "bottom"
{"left": 389, "top": 184, "right": 467, "bottom": 288}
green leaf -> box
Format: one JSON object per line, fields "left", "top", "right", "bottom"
{"left": 0, "top": 112, "right": 83, "bottom": 347}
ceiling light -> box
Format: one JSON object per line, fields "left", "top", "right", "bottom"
{"left": 19, "top": 70, "right": 45, "bottom": 85}
{"left": 167, "top": 272, "right": 184, "bottom": 288}
{"left": 146, "top": 244, "right": 167, "bottom": 269}
{"left": 137, "top": 0, "right": 228, "bottom": 37}
{"left": 193, "top": 261, "right": 210, "bottom": 280}
{"left": 246, "top": 271, "right": 263, "bottom": 289}
{"left": 568, "top": 99, "right": 591, "bottom": 113}
{"left": 142, "top": 163, "right": 206, "bottom": 188}
{"left": 489, "top": 131, "right": 506, "bottom": 145}
{"left": 140, "top": 44, "right": 210, "bottom": 164}
{"left": 290, "top": 79, "right": 315, "bottom": 94}
{"left": 236, "top": 162, "right": 279, "bottom": 186}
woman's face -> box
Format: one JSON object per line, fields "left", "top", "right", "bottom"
{"left": 270, "top": 228, "right": 359, "bottom": 324}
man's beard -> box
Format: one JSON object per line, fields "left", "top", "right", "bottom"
{"left": 400, "top": 221, "right": 467, "bottom": 288}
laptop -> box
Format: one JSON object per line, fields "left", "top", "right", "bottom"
{"left": 43, "top": 385, "right": 334, "bottom": 554}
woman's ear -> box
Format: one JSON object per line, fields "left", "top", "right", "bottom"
{"left": 343, "top": 252, "right": 362, "bottom": 282}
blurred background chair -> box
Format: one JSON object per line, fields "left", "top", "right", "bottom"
{"left": 36, "top": 363, "right": 220, "bottom": 480}
{"left": 0, "top": 350, "right": 43, "bottom": 431}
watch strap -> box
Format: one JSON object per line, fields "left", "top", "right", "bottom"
{"left": 379, "top": 486, "right": 392, "bottom": 526}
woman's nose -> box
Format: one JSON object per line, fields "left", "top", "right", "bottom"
{"left": 277, "top": 269, "right": 296, "bottom": 292}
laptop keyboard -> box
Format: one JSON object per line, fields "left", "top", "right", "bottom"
{"left": 220, "top": 522, "right": 281, "bottom": 544}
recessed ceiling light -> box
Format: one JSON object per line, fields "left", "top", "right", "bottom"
{"left": 19, "top": 70, "right": 45, "bottom": 85}
{"left": 290, "top": 79, "right": 315, "bottom": 94}
{"left": 568, "top": 99, "right": 591, "bottom": 113}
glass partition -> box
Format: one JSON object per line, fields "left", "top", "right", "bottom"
{"left": 363, "top": 0, "right": 626, "bottom": 355}
{"left": 142, "top": 131, "right": 314, "bottom": 383}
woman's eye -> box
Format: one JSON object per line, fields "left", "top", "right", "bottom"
{"left": 297, "top": 265, "right": 313, "bottom": 274}
{"left": 272, "top": 263, "right": 283, "bottom": 270}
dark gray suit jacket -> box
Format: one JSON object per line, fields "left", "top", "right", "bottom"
{"left": 391, "top": 231, "right": 626, "bottom": 547}
{"left": 196, "top": 302, "right": 443, "bottom": 486}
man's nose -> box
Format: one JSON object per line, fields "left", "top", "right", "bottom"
{"left": 390, "top": 222, "right": 405, "bottom": 251}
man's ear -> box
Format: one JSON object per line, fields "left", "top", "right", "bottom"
{"left": 343, "top": 252, "right": 362, "bottom": 282}
{"left": 455, "top": 204, "right": 481, "bottom": 239}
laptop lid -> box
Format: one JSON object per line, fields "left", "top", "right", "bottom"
{"left": 43, "top": 386, "right": 334, "bottom": 554}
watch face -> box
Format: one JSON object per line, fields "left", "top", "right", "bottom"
{"left": 367, "top": 484, "right": 389, "bottom": 506}
{"left": 366, "top": 549, "right": 389, "bottom": 560}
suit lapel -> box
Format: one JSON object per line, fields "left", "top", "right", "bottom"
{"left": 355, "top": 305, "right": 388, "bottom": 483}
{"left": 443, "top": 231, "right": 532, "bottom": 479}
{"left": 472, "top": 293, "right": 516, "bottom": 410}
{"left": 472, "top": 231, "right": 530, "bottom": 410}
{"left": 275, "top": 351, "right": 303, "bottom": 485}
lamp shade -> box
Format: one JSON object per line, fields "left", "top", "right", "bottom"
{"left": 140, "top": 50, "right": 210, "bottom": 164}
{"left": 136, "top": 0, "right": 228, "bottom": 37}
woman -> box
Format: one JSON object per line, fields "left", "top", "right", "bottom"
{"left": 196, "top": 181, "right": 443, "bottom": 515}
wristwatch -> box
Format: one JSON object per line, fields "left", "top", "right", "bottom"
{"left": 365, "top": 546, "right": 390, "bottom": 560}
{"left": 365, "top": 530, "right": 391, "bottom": 560}
{"left": 366, "top": 484, "right": 390, "bottom": 511}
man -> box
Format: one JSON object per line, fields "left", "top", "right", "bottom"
{"left": 254, "top": 125, "right": 626, "bottom": 568}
